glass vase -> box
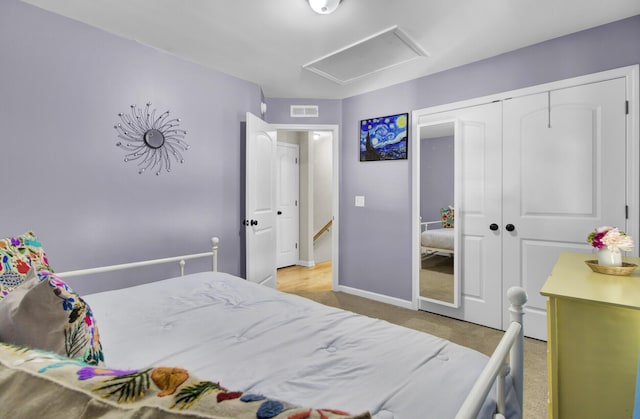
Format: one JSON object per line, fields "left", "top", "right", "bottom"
{"left": 597, "top": 248, "right": 622, "bottom": 267}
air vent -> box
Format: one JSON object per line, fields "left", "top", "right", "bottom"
{"left": 303, "top": 26, "right": 429, "bottom": 85}
{"left": 290, "top": 105, "right": 319, "bottom": 118}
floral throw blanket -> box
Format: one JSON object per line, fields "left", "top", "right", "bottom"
{"left": 0, "top": 343, "right": 371, "bottom": 419}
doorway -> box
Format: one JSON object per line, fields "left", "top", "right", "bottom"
{"left": 274, "top": 127, "right": 337, "bottom": 292}
{"left": 276, "top": 129, "right": 334, "bottom": 289}
{"left": 245, "top": 114, "right": 339, "bottom": 290}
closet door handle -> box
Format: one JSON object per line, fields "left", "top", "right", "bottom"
{"left": 505, "top": 224, "right": 515, "bottom": 232}
{"left": 489, "top": 223, "right": 499, "bottom": 231}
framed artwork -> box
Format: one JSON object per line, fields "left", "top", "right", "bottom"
{"left": 360, "top": 112, "right": 408, "bottom": 161}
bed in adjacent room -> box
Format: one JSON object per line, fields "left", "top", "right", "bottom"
{"left": 0, "top": 232, "right": 525, "bottom": 419}
{"left": 421, "top": 222, "right": 455, "bottom": 254}
{"left": 421, "top": 207, "right": 456, "bottom": 255}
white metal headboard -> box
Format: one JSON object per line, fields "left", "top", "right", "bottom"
{"left": 56, "top": 237, "right": 219, "bottom": 279}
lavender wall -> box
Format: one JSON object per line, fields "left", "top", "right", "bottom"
{"left": 3, "top": 0, "right": 638, "bottom": 305}
{"left": 264, "top": 98, "right": 342, "bottom": 125}
{"left": 338, "top": 15, "right": 640, "bottom": 302}
{"left": 1, "top": 0, "right": 262, "bottom": 294}
{"left": 421, "top": 136, "right": 454, "bottom": 223}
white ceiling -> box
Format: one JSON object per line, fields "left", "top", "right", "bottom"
{"left": 21, "top": 0, "right": 640, "bottom": 99}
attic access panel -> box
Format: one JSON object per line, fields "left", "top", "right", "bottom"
{"left": 303, "top": 26, "right": 429, "bottom": 85}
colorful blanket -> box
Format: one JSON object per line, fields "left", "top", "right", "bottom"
{"left": 0, "top": 342, "right": 371, "bottom": 419}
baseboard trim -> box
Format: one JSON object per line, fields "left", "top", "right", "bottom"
{"left": 336, "top": 285, "right": 413, "bottom": 310}
{"left": 296, "top": 260, "right": 315, "bottom": 267}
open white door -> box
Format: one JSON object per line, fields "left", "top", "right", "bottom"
{"left": 245, "top": 112, "right": 277, "bottom": 287}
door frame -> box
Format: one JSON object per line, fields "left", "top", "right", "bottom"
{"left": 272, "top": 123, "right": 340, "bottom": 290}
{"left": 411, "top": 65, "right": 639, "bottom": 314}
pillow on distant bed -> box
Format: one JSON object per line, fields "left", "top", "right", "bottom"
{"left": 0, "top": 231, "right": 53, "bottom": 299}
{"left": 0, "top": 269, "right": 103, "bottom": 365}
{"left": 441, "top": 207, "right": 455, "bottom": 228}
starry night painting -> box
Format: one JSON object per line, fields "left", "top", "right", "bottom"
{"left": 360, "top": 112, "right": 408, "bottom": 161}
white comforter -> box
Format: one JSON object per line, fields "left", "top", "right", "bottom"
{"left": 84, "top": 272, "right": 519, "bottom": 419}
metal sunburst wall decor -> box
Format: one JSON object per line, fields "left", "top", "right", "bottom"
{"left": 114, "top": 102, "right": 189, "bottom": 175}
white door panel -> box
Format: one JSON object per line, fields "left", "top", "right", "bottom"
{"left": 519, "top": 241, "right": 589, "bottom": 305}
{"left": 277, "top": 143, "right": 299, "bottom": 268}
{"left": 460, "top": 236, "right": 483, "bottom": 297}
{"left": 246, "top": 112, "right": 277, "bottom": 288}
{"left": 418, "top": 102, "right": 502, "bottom": 329}
{"left": 457, "top": 104, "right": 503, "bottom": 329}
{"left": 502, "top": 78, "right": 627, "bottom": 339}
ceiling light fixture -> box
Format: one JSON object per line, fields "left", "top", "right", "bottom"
{"left": 308, "top": 0, "right": 342, "bottom": 15}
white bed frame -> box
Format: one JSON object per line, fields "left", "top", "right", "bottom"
{"left": 57, "top": 236, "right": 526, "bottom": 419}
{"left": 57, "top": 237, "right": 220, "bottom": 279}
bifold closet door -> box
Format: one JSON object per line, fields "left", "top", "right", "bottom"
{"left": 502, "top": 78, "right": 627, "bottom": 340}
{"left": 457, "top": 102, "right": 503, "bottom": 329}
{"left": 416, "top": 102, "right": 504, "bottom": 329}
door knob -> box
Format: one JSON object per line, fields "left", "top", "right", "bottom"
{"left": 505, "top": 224, "right": 515, "bottom": 232}
{"left": 250, "top": 219, "right": 258, "bottom": 226}
{"left": 277, "top": 211, "right": 282, "bottom": 215}
{"left": 489, "top": 223, "right": 499, "bottom": 231}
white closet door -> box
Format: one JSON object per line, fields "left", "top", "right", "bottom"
{"left": 502, "top": 78, "right": 627, "bottom": 339}
{"left": 457, "top": 103, "right": 504, "bottom": 329}
{"left": 418, "top": 102, "right": 503, "bottom": 328}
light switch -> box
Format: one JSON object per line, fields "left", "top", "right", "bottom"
{"left": 355, "top": 195, "right": 365, "bottom": 207}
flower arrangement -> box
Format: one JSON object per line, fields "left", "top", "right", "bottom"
{"left": 587, "top": 226, "right": 634, "bottom": 253}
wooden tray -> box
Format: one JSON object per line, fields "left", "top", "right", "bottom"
{"left": 585, "top": 260, "right": 638, "bottom": 276}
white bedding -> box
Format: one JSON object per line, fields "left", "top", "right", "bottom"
{"left": 84, "top": 272, "right": 519, "bottom": 419}
{"left": 422, "top": 227, "right": 455, "bottom": 250}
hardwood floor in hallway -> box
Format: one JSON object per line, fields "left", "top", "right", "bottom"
{"left": 277, "top": 260, "right": 332, "bottom": 293}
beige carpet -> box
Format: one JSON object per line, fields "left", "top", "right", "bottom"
{"left": 421, "top": 254, "right": 454, "bottom": 303}
{"left": 290, "top": 289, "right": 547, "bottom": 419}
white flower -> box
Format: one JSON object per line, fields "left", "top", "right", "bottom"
{"left": 596, "top": 225, "right": 614, "bottom": 234}
{"left": 601, "top": 228, "right": 634, "bottom": 252}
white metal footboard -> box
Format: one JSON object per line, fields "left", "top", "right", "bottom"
{"left": 456, "top": 286, "right": 528, "bottom": 419}
{"left": 57, "top": 237, "right": 220, "bottom": 278}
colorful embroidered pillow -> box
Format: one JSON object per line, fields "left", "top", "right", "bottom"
{"left": 441, "top": 207, "right": 455, "bottom": 228}
{"left": 0, "top": 231, "right": 53, "bottom": 299}
{"left": 0, "top": 249, "right": 29, "bottom": 299}
{"left": 0, "top": 270, "right": 103, "bottom": 365}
